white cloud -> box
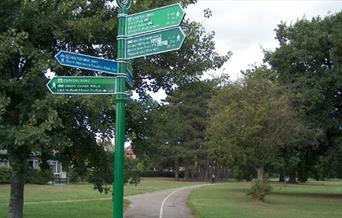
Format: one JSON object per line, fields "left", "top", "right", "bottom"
{"left": 186, "top": 0, "right": 342, "bottom": 81}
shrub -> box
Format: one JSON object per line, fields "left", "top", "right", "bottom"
{"left": 67, "top": 168, "right": 87, "bottom": 183}
{"left": 0, "top": 166, "right": 12, "bottom": 184}
{"left": 139, "top": 171, "right": 177, "bottom": 178}
{"left": 231, "top": 165, "right": 255, "bottom": 181}
{"left": 247, "top": 179, "right": 272, "bottom": 201}
{"left": 25, "top": 168, "right": 53, "bottom": 184}
{"left": 0, "top": 167, "right": 53, "bottom": 184}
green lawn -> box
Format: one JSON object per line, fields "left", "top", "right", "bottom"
{"left": 189, "top": 180, "right": 342, "bottom": 218}
{"left": 0, "top": 177, "right": 202, "bottom": 218}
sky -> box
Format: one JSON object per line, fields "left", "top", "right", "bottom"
{"left": 185, "top": 0, "right": 342, "bottom": 81}
{"left": 146, "top": 0, "right": 342, "bottom": 101}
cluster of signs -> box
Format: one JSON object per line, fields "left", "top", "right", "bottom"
{"left": 47, "top": 3, "right": 185, "bottom": 95}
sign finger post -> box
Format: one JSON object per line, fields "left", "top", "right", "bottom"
{"left": 113, "top": 1, "right": 185, "bottom": 217}
{"left": 48, "top": 1, "right": 185, "bottom": 217}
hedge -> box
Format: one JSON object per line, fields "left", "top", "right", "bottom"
{"left": 0, "top": 167, "right": 52, "bottom": 184}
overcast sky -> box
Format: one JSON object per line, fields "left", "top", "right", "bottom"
{"left": 185, "top": 0, "right": 342, "bottom": 81}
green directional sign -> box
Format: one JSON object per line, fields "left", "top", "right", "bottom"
{"left": 125, "top": 27, "right": 185, "bottom": 59}
{"left": 46, "top": 76, "right": 116, "bottom": 95}
{"left": 126, "top": 3, "right": 185, "bottom": 36}
{"left": 126, "top": 63, "right": 134, "bottom": 88}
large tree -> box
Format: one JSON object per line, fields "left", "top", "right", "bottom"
{"left": 264, "top": 12, "right": 342, "bottom": 181}
{"left": 159, "top": 79, "right": 219, "bottom": 181}
{"left": 207, "top": 67, "right": 308, "bottom": 180}
{"left": 0, "top": 1, "right": 227, "bottom": 217}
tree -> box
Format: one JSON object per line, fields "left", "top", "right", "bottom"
{"left": 155, "top": 79, "right": 219, "bottom": 181}
{"left": 264, "top": 12, "right": 342, "bottom": 181}
{"left": 0, "top": 1, "right": 227, "bottom": 217}
{"left": 207, "top": 67, "right": 307, "bottom": 181}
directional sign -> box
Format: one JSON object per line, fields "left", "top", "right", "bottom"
{"left": 46, "top": 76, "right": 116, "bottom": 95}
{"left": 55, "top": 51, "right": 118, "bottom": 75}
{"left": 126, "top": 3, "right": 185, "bottom": 37}
{"left": 126, "top": 63, "right": 134, "bottom": 88}
{"left": 125, "top": 27, "right": 185, "bottom": 59}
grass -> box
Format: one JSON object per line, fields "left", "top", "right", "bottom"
{"left": 0, "top": 177, "right": 202, "bottom": 218}
{"left": 188, "top": 180, "right": 342, "bottom": 218}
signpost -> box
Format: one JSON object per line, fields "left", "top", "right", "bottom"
{"left": 49, "top": 1, "right": 186, "bottom": 218}
{"left": 55, "top": 51, "right": 119, "bottom": 75}
{"left": 125, "top": 27, "right": 185, "bottom": 59}
{"left": 126, "top": 3, "right": 185, "bottom": 37}
{"left": 113, "top": 1, "right": 128, "bottom": 217}
{"left": 46, "top": 76, "right": 116, "bottom": 95}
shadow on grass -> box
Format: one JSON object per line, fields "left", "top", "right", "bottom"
{"left": 227, "top": 187, "right": 342, "bottom": 200}
{"left": 271, "top": 192, "right": 342, "bottom": 199}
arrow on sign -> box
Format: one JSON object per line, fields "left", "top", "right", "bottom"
{"left": 125, "top": 27, "right": 185, "bottom": 59}
{"left": 46, "top": 76, "right": 116, "bottom": 95}
{"left": 55, "top": 51, "right": 118, "bottom": 75}
{"left": 126, "top": 3, "right": 185, "bottom": 37}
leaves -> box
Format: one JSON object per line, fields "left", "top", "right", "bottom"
{"left": 207, "top": 67, "right": 308, "bottom": 170}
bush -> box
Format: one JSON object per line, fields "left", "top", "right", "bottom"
{"left": 25, "top": 168, "right": 53, "bottom": 184}
{"left": 0, "top": 166, "right": 12, "bottom": 184}
{"left": 247, "top": 179, "right": 272, "bottom": 201}
{"left": 232, "top": 165, "right": 254, "bottom": 181}
{"left": 140, "top": 171, "right": 178, "bottom": 178}
{"left": 0, "top": 167, "right": 53, "bottom": 184}
{"left": 67, "top": 168, "right": 88, "bottom": 183}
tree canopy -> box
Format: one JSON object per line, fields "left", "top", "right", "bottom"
{"left": 207, "top": 67, "right": 309, "bottom": 180}
{"left": 264, "top": 11, "right": 342, "bottom": 182}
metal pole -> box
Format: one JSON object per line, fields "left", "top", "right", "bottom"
{"left": 113, "top": 5, "right": 127, "bottom": 218}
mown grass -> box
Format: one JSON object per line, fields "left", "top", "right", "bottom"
{"left": 0, "top": 177, "right": 202, "bottom": 218}
{"left": 188, "top": 180, "right": 342, "bottom": 218}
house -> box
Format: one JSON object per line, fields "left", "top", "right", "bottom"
{"left": 0, "top": 150, "right": 10, "bottom": 167}
{"left": 0, "top": 149, "right": 66, "bottom": 182}
{"left": 97, "top": 138, "right": 136, "bottom": 159}
{"left": 125, "top": 145, "right": 136, "bottom": 159}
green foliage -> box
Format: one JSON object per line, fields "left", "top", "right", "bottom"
{"left": 0, "top": 167, "right": 53, "bottom": 184}
{"left": 139, "top": 171, "right": 178, "bottom": 178}
{"left": 246, "top": 179, "right": 272, "bottom": 201}
{"left": 320, "top": 143, "right": 342, "bottom": 179}
{"left": 124, "top": 158, "right": 140, "bottom": 185}
{"left": 65, "top": 168, "right": 89, "bottom": 184}
{"left": 88, "top": 153, "right": 141, "bottom": 194}
{"left": 126, "top": 96, "right": 161, "bottom": 163}
{"left": 208, "top": 66, "right": 308, "bottom": 180}
{"left": 0, "top": 166, "right": 11, "bottom": 184}
{"left": 231, "top": 165, "right": 254, "bottom": 182}
{"left": 155, "top": 79, "right": 219, "bottom": 179}
{"left": 25, "top": 168, "right": 53, "bottom": 185}
{"left": 265, "top": 12, "right": 342, "bottom": 180}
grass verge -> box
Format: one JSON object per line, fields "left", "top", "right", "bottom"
{"left": 0, "top": 177, "right": 202, "bottom": 218}
{"left": 188, "top": 180, "right": 342, "bottom": 218}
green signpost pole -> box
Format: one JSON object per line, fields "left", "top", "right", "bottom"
{"left": 114, "top": 1, "right": 130, "bottom": 218}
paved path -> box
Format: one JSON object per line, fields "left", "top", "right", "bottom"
{"left": 124, "top": 184, "right": 209, "bottom": 218}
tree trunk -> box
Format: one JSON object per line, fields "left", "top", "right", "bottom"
{"left": 174, "top": 158, "right": 179, "bottom": 181}
{"left": 288, "top": 172, "right": 297, "bottom": 184}
{"left": 184, "top": 168, "right": 189, "bottom": 180}
{"left": 204, "top": 158, "right": 209, "bottom": 181}
{"left": 279, "top": 171, "right": 285, "bottom": 182}
{"left": 8, "top": 170, "right": 25, "bottom": 218}
{"left": 256, "top": 167, "right": 264, "bottom": 181}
